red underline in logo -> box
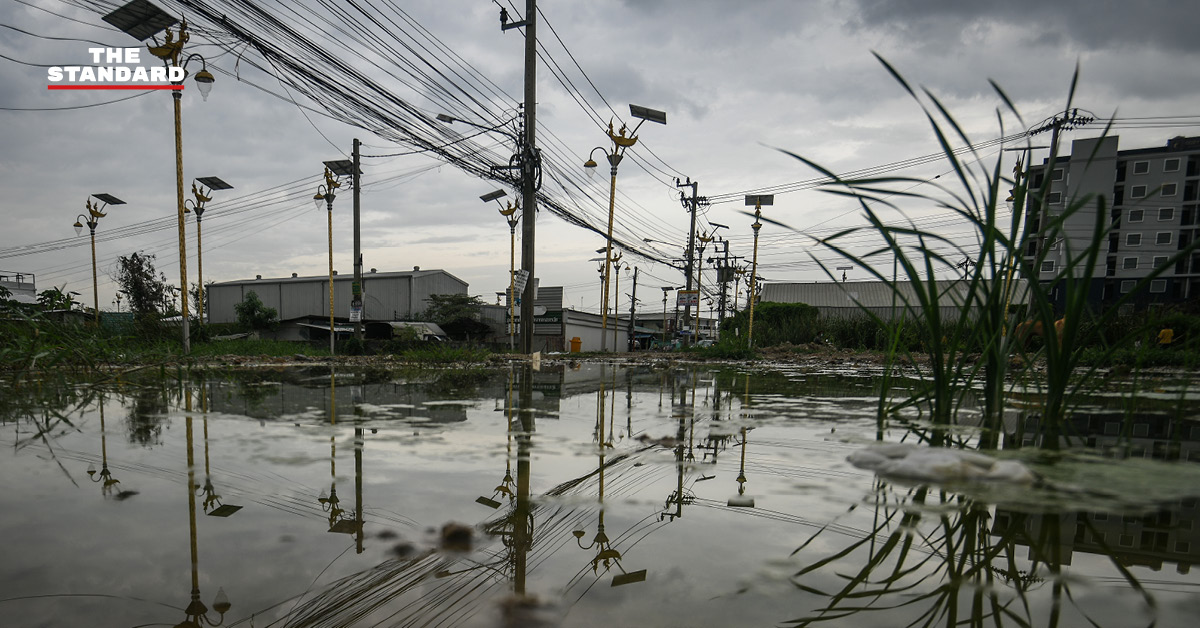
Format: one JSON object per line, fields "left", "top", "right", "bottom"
{"left": 47, "top": 84, "right": 183, "bottom": 90}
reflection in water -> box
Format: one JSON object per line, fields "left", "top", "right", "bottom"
{"left": 2, "top": 364, "right": 1199, "bottom": 627}
{"left": 570, "top": 364, "right": 648, "bottom": 588}
{"left": 85, "top": 399, "right": 123, "bottom": 497}
{"left": 178, "top": 390, "right": 232, "bottom": 627}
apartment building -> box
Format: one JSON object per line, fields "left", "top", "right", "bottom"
{"left": 1024, "top": 135, "right": 1200, "bottom": 311}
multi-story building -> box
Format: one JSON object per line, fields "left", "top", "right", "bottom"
{"left": 1024, "top": 135, "right": 1200, "bottom": 311}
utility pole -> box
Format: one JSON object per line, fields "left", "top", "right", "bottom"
{"left": 676, "top": 179, "right": 704, "bottom": 347}
{"left": 501, "top": 2, "right": 539, "bottom": 354}
{"left": 713, "top": 239, "right": 729, "bottom": 327}
{"left": 627, "top": 267, "right": 638, "bottom": 352}
{"left": 352, "top": 138, "right": 363, "bottom": 342}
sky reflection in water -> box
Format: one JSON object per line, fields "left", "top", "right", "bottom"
{"left": 2, "top": 362, "right": 1200, "bottom": 627}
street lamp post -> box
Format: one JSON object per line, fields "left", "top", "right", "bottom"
{"left": 74, "top": 194, "right": 124, "bottom": 324}
{"left": 610, "top": 255, "right": 624, "bottom": 352}
{"left": 482, "top": 190, "right": 518, "bottom": 352}
{"left": 153, "top": 21, "right": 213, "bottom": 354}
{"left": 314, "top": 167, "right": 342, "bottom": 355}
{"left": 744, "top": 195, "right": 773, "bottom": 349}
{"left": 106, "top": 3, "right": 217, "bottom": 354}
{"left": 584, "top": 104, "right": 666, "bottom": 352}
{"left": 186, "top": 177, "right": 232, "bottom": 325}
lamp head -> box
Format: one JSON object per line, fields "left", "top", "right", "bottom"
{"left": 193, "top": 68, "right": 214, "bottom": 101}
{"left": 313, "top": 191, "right": 326, "bottom": 210}
{"left": 74, "top": 220, "right": 84, "bottom": 236}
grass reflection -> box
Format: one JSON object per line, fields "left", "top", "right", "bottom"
{"left": 789, "top": 480, "right": 1165, "bottom": 627}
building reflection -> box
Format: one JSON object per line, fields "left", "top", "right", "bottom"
{"left": 994, "top": 500, "right": 1200, "bottom": 574}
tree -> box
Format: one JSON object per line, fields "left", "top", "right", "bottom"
{"left": 234, "top": 291, "right": 278, "bottom": 331}
{"left": 115, "top": 252, "right": 171, "bottom": 317}
{"left": 422, "top": 293, "right": 489, "bottom": 341}
{"left": 422, "top": 293, "right": 485, "bottom": 325}
{"left": 188, "top": 282, "right": 211, "bottom": 320}
{"left": 36, "top": 286, "right": 76, "bottom": 310}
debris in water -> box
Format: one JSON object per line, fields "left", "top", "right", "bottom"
{"left": 440, "top": 522, "right": 474, "bottom": 552}
{"left": 848, "top": 443, "right": 1034, "bottom": 484}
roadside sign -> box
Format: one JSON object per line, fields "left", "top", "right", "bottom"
{"left": 676, "top": 290, "right": 699, "bottom": 307}
{"left": 513, "top": 269, "right": 530, "bottom": 294}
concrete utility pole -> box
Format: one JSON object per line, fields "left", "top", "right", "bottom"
{"left": 627, "top": 267, "right": 638, "bottom": 352}
{"left": 352, "top": 138, "right": 363, "bottom": 342}
{"left": 676, "top": 179, "right": 703, "bottom": 347}
{"left": 509, "top": 1, "right": 539, "bottom": 355}
{"left": 713, "top": 239, "right": 729, "bottom": 326}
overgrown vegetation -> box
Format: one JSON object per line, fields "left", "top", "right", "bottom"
{"left": 234, "top": 291, "right": 278, "bottom": 331}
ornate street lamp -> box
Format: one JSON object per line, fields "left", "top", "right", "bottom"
{"left": 73, "top": 193, "right": 124, "bottom": 324}
{"left": 744, "top": 195, "right": 773, "bottom": 349}
{"left": 185, "top": 177, "right": 232, "bottom": 325}
{"left": 314, "top": 162, "right": 354, "bottom": 355}
{"left": 105, "top": 1, "right": 218, "bottom": 354}
{"left": 482, "top": 189, "right": 518, "bottom": 352}
{"left": 583, "top": 104, "right": 666, "bottom": 351}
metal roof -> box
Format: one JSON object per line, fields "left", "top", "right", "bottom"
{"left": 210, "top": 268, "right": 466, "bottom": 287}
{"left": 761, "top": 279, "right": 1031, "bottom": 309}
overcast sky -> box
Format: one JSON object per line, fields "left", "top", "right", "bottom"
{"left": 3, "top": 0, "right": 1200, "bottom": 316}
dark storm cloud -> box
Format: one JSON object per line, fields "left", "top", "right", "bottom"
{"left": 849, "top": 0, "right": 1200, "bottom": 54}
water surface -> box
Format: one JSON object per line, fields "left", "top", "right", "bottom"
{"left": 2, "top": 362, "right": 1199, "bottom": 627}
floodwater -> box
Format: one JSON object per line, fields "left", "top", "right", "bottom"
{"left": 3, "top": 361, "right": 1200, "bottom": 627}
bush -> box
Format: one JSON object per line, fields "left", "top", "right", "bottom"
{"left": 234, "top": 291, "right": 278, "bottom": 332}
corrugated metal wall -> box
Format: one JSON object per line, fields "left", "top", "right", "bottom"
{"left": 207, "top": 270, "right": 468, "bottom": 324}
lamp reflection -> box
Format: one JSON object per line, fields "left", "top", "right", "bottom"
{"left": 478, "top": 365, "right": 517, "bottom": 510}
{"left": 727, "top": 426, "right": 755, "bottom": 508}
{"left": 86, "top": 397, "right": 126, "bottom": 498}
{"left": 197, "top": 386, "right": 241, "bottom": 517}
{"left": 178, "top": 389, "right": 231, "bottom": 627}
{"left": 317, "top": 368, "right": 364, "bottom": 551}
{"left": 572, "top": 369, "right": 647, "bottom": 587}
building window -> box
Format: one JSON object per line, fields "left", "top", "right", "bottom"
{"left": 1150, "top": 279, "right": 1168, "bottom": 293}
{"left": 1121, "top": 280, "right": 1136, "bottom": 293}
{"left": 1129, "top": 209, "right": 1144, "bottom": 222}
{"left": 1133, "top": 161, "right": 1150, "bottom": 175}
{"left": 1161, "top": 183, "right": 1178, "bottom": 197}
{"left": 1047, "top": 192, "right": 1063, "bottom": 205}
{"left": 1156, "top": 232, "right": 1172, "bottom": 245}
{"left": 1131, "top": 185, "right": 1147, "bottom": 199}
{"left": 1040, "top": 261, "right": 1055, "bottom": 272}
{"left": 1051, "top": 168, "right": 1065, "bottom": 181}
{"left": 1159, "top": 207, "right": 1175, "bottom": 221}
{"left": 1154, "top": 255, "right": 1168, "bottom": 268}
{"left": 1177, "top": 541, "right": 1191, "bottom": 553}
{"left": 1123, "top": 257, "right": 1138, "bottom": 270}
{"left": 1164, "top": 157, "right": 1181, "bottom": 172}
{"left": 1126, "top": 233, "right": 1142, "bottom": 246}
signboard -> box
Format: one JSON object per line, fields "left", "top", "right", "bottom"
{"left": 511, "top": 310, "right": 563, "bottom": 325}
{"left": 349, "top": 297, "right": 362, "bottom": 322}
{"left": 513, "top": 269, "right": 530, "bottom": 294}
{"left": 676, "top": 290, "right": 699, "bottom": 307}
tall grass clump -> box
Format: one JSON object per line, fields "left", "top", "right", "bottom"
{"left": 769, "top": 59, "right": 1199, "bottom": 450}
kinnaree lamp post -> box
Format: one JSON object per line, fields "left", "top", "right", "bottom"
{"left": 105, "top": 1, "right": 217, "bottom": 354}
{"left": 185, "top": 177, "right": 233, "bottom": 325}
{"left": 584, "top": 104, "right": 666, "bottom": 352}
{"left": 744, "top": 195, "right": 773, "bottom": 349}
{"left": 482, "top": 189, "right": 519, "bottom": 352}
{"left": 74, "top": 193, "right": 125, "bottom": 324}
